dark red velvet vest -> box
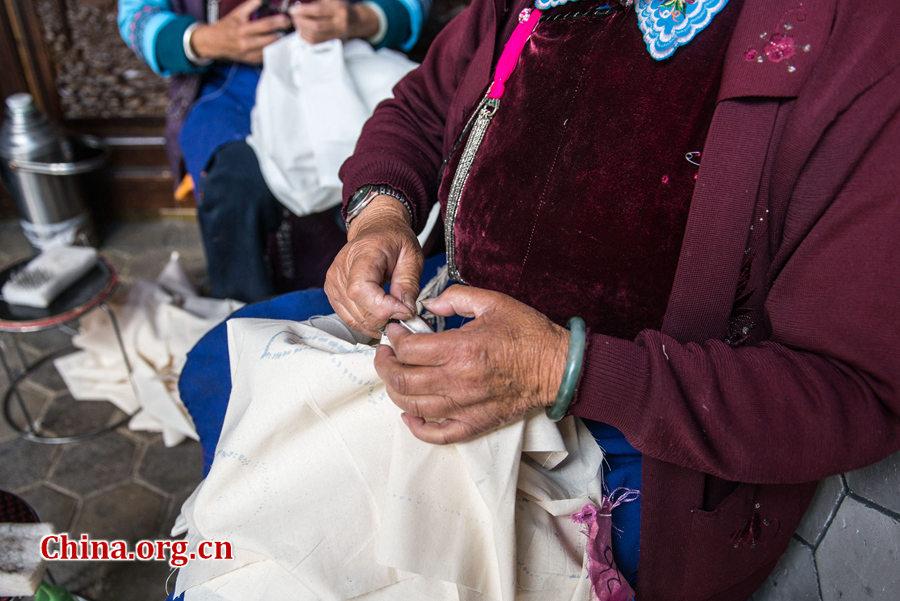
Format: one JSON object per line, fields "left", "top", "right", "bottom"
{"left": 438, "top": 1, "right": 741, "bottom": 339}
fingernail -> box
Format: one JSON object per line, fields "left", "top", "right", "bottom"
{"left": 420, "top": 299, "right": 433, "bottom": 310}
{"left": 402, "top": 293, "right": 417, "bottom": 311}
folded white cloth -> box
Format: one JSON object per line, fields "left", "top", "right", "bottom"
{"left": 1, "top": 246, "right": 97, "bottom": 308}
{"left": 174, "top": 317, "right": 603, "bottom": 601}
{"left": 54, "top": 252, "right": 242, "bottom": 446}
{"left": 247, "top": 37, "right": 417, "bottom": 217}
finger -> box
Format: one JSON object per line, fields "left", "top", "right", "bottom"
{"left": 326, "top": 266, "right": 381, "bottom": 337}
{"left": 295, "top": 18, "right": 337, "bottom": 37}
{"left": 375, "top": 344, "right": 448, "bottom": 398}
{"left": 389, "top": 245, "right": 424, "bottom": 311}
{"left": 389, "top": 392, "right": 460, "bottom": 420}
{"left": 346, "top": 254, "right": 412, "bottom": 325}
{"left": 385, "top": 323, "right": 457, "bottom": 366}
{"left": 234, "top": 0, "right": 263, "bottom": 20}
{"left": 246, "top": 33, "right": 282, "bottom": 53}
{"left": 401, "top": 414, "right": 476, "bottom": 445}
{"left": 422, "top": 285, "right": 501, "bottom": 319}
{"left": 242, "top": 14, "right": 292, "bottom": 35}
{"left": 330, "top": 296, "right": 377, "bottom": 338}
{"left": 290, "top": 2, "right": 335, "bottom": 19}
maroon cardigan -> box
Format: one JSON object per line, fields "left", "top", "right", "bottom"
{"left": 340, "top": 0, "right": 900, "bottom": 599}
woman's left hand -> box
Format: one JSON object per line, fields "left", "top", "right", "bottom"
{"left": 289, "top": 0, "right": 380, "bottom": 44}
{"left": 374, "top": 285, "right": 569, "bottom": 444}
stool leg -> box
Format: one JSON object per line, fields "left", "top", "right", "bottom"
{"left": 0, "top": 334, "right": 41, "bottom": 436}
{"left": 99, "top": 303, "right": 134, "bottom": 377}
{"left": 11, "top": 332, "right": 28, "bottom": 372}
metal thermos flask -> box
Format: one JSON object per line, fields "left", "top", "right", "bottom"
{"left": 0, "top": 93, "right": 104, "bottom": 249}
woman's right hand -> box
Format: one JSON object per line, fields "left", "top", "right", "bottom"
{"left": 325, "top": 196, "right": 424, "bottom": 338}
{"left": 190, "top": 0, "right": 290, "bottom": 64}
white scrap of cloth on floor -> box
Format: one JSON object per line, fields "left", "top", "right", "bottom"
{"left": 53, "top": 252, "right": 242, "bottom": 446}
{"left": 247, "top": 36, "right": 417, "bottom": 217}
{"left": 174, "top": 317, "right": 604, "bottom": 601}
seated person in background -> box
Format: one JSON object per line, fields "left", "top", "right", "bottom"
{"left": 118, "top": 0, "right": 430, "bottom": 302}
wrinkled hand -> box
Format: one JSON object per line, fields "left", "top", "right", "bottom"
{"left": 289, "top": 0, "right": 380, "bottom": 44}
{"left": 324, "top": 196, "right": 423, "bottom": 338}
{"left": 190, "top": 0, "right": 289, "bottom": 64}
{"left": 374, "top": 286, "right": 569, "bottom": 444}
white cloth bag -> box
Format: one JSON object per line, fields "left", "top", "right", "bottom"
{"left": 247, "top": 37, "right": 417, "bottom": 216}
{"left": 174, "top": 317, "right": 604, "bottom": 601}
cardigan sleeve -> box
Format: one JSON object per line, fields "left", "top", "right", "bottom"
{"left": 118, "top": 0, "right": 206, "bottom": 76}
{"left": 340, "top": 0, "right": 485, "bottom": 231}
{"left": 570, "top": 107, "right": 900, "bottom": 485}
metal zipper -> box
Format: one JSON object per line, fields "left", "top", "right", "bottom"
{"left": 445, "top": 95, "right": 500, "bottom": 282}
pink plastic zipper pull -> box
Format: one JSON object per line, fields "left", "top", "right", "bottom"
{"left": 487, "top": 8, "right": 543, "bottom": 100}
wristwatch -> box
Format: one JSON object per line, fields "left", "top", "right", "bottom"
{"left": 345, "top": 184, "right": 413, "bottom": 226}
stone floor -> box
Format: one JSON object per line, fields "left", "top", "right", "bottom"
{"left": 1, "top": 219, "right": 898, "bottom": 601}
{"left": 751, "top": 454, "right": 900, "bottom": 601}
{"left": 0, "top": 220, "right": 206, "bottom": 601}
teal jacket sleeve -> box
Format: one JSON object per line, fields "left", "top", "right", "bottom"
{"left": 118, "top": 0, "right": 206, "bottom": 75}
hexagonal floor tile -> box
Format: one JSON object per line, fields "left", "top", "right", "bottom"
{"left": 99, "top": 556, "right": 174, "bottom": 601}
{"left": 25, "top": 358, "right": 69, "bottom": 395}
{"left": 845, "top": 452, "right": 900, "bottom": 515}
{"left": 817, "top": 496, "right": 900, "bottom": 601}
{"left": 18, "top": 484, "right": 79, "bottom": 531}
{"left": 0, "top": 221, "right": 31, "bottom": 262}
{"left": 796, "top": 475, "right": 845, "bottom": 547}
{"left": 71, "top": 481, "right": 166, "bottom": 542}
{"left": 751, "top": 538, "right": 821, "bottom": 601}
{"left": 47, "top": 559, "right": 107, "bottom": 599}
{"left": 41, "top": 393, "right": 121, "bottom": 439}
{"left": 138, "top": 439, "right": 202, "bottom": 494}
{"left": 0, "top": 437, "right": 59, "bottom": 491}
{"left": 48, "top": 432, "right": 136, "bottom": 495}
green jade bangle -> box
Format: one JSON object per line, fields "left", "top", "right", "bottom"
{"left": 545, "top": 316, "right": 587, "bottom": 422}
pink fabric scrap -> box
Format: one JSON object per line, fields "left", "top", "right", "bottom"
{"left": 572, "top": 489, "right": 640, "bottom": 601}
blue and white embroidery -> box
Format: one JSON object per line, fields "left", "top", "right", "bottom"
{"left": 532, "top": 0, "right": 728, "bottom": 60}
{"left": 534, "top": 0, "right": 575, "bottom": 10}
{"left": 638, "top": 0, "right": 730, "bottom": 60}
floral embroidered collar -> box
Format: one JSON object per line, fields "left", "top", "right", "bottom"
{"left": 533, "top": 0, "right": 732, "bottom": 61}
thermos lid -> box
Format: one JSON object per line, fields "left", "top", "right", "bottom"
{"left": 5, "top": 93, "right": 34, "bottom": 113}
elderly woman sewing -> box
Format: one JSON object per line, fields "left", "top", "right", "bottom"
{"left": 180, "top": 0, "right": 899, "bottom": 599}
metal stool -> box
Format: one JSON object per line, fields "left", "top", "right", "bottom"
{"left": 0, "top": 257, "right": 133, "bottom": 444}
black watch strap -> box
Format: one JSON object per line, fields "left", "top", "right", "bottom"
{"left": 346, "top": 184, "right": 413, "bottom": 225}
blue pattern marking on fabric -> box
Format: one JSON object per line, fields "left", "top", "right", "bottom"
{"left": 638, "top": 0, "right": 730, "bottom": 60}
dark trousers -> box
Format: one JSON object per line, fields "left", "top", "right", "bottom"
{"left": 197, "top": 141, "right": 282, "bottom": 303}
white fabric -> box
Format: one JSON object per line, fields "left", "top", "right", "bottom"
{"left": 247, "top": 36, "right": 417, "bottom": 217}
{"left": 54, "top": 252, "right": 242, "bottom": 446}
{"left": 174, "top": 317, "right": 603, "bottom": 601}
